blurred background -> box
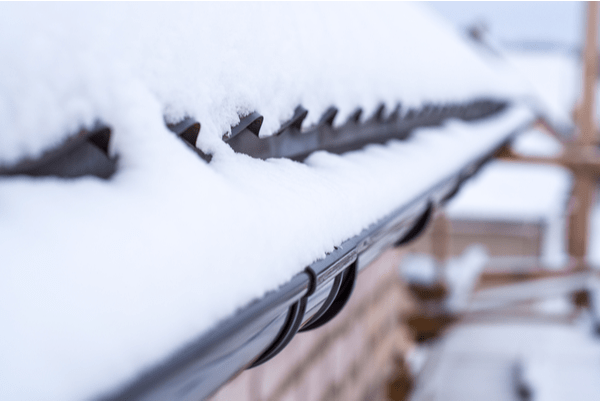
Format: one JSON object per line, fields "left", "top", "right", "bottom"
{"left": 393, "top": 2, "right": 600, "bottom": 400}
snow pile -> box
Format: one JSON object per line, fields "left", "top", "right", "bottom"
{"left": 446, "top": 160, "right": 572, "bottom": 268}
{"left": 445, "top": 245, "right": 489, "bottom": 312}
{"left": 0, "top": 2, "right": 533, "bottom": 400}
{"left": 399, "top": 254, "right": 440, "bottom": 286}
{"left": 511, "top": 127, "right": 564, "bottom": 157}
{"left": 533, "top": 296, "right": 576, "bottom": 316}
{"left": 585, "top": 203, "right": 600, "bottom": 268}
{"left": 406, "top": 345, "right": 430, "bottom": 377}
{"left": 399, "top": 245, "right": 489, "bottom": 312}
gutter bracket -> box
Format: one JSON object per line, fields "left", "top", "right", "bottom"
{"left": 394, "top": 202, "right": 434, "bottom": 247}
{"left": 300, "top": 261, "right": 357, "bottom": 331}
{"left": 249, "top": 287, "right": 309, "bottom": 367}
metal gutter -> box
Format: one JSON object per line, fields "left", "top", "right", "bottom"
{"left": 102, "top": 102, "right": 532, "bottom": 401}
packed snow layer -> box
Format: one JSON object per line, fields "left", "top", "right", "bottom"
{"left": 446, "top": 161, "right": 572, "bottom": 268}
{"left": 0, "top": 104, "right": 532, "bottom": 400}
{"left": 0, "top": 2, "right": 524, "bottom": 167}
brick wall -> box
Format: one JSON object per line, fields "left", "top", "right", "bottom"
{"left": 208, "top": 248, "right": 417, "bottom": 401}
{"left": 408, "top": 217, "right": 543, "bottom": 259}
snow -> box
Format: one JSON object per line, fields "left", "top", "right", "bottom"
{"left": 586, "top": 201, "right": 600, "bottom": 268}
{"left": 446, "top": 161, "right": 572, "bottom": 268}
{"left": 505, "top": 50, "right": 580, "bottom": 128}
{"left": 0, "top": 106, "right": 532, "bottom": 401}
{"left": 533, "top": 296, "right": 576, "bottom": 316}
{"left": 0, "top": 2, "right": 533, "bottom": 400}
{"left": 412, "top": 321, "right": 600, "bottom": 401}
{"left": 470, "top": 46, "right": 580, "bottom": 131}
{"left": 406, "top": 345, "right": 430, "bottom": 377}
{"left": 445, "top": 245, "right": 489, "bottom": 312}
{"left": 399, "top": 245, "right": 489, "bottom": 312}
{"left": 0, "top": 2, "right": 523, "bottom": 167}
{"left": 511, "top": 127, "right": 564, "bottom": 158}
{"left": 399, "top": 254, "right": 439, "bottom": 286}
{"left": 523, "top": 355, "right": 600, "bottom": 401}
{"left": 441, "top": 19, "right": 581, "bottom": 131}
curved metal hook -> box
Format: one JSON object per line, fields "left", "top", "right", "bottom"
{"left": 298, "top": 273, "right": 343, "bottom": 332}
{"left": 249, "top": 296, "right": 307, "bottom": 368}
{"left": 299, "top": 262, "right": 357, "bottom": 331}
{"left": 394, "top": 202, "right": 434, "bottom": 247}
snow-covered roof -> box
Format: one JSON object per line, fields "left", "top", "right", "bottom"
{"left": 504, "top": 50, "right": 580, "bottom": 133}
{"left": 0, "top": 3, "right": 534, "bottom": 400}
{"left": 511, "top": 128, "right": 564, "bottom": 158}
{"left": 446, "top": 160, "right": 572, "bottom": 268}
{"left": 0, "top": 2, "right": 524, "bottom": 166}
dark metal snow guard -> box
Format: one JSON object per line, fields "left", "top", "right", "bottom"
{"left": 0, "top": 99, "right": 504, "bottom": 178}
{"left": 96, "top": 99, "right": 528, "bottom": 401}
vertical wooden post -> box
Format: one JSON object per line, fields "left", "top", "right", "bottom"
{"left": 431, "top": 212, "right": 450, "bottom": 280}
{"left": 569, "top": 1, "right": 599, "bottom": 269}
{"left": 579, "top": 2, "right": 599, "bottom": 146}
{"left": 431, "top": 213, "right": 449, "bottom": 263}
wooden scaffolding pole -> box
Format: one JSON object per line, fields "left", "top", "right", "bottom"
{"left": 569, "top": 1, "right": 599, "bottom": 269}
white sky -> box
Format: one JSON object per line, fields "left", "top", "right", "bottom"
{"left": 426, "top": 1, "right": 586, "bottom": 49}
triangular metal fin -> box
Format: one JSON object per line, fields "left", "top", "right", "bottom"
{"left": 387, "top": 104, "right": 401, "bottom": 123}
{"left": 167, "top": 117, "right": 201, "bottom": 147}
{"left": 346, "top": 108, "right": 362, "bottom": 124}
{"left": 275, "top": 106, "right": 308, "bottom": 135}
{"left": 369, "top": 104, "right": 386, "bottom": 123}
{"left": 228, "top": 112, "right": 264, "bottom": 140}
{"left": 318, "top": 107, "right": 338, "bottom": 127}
{"left": 87, "top": 126, "right": 112, "bottom": 156}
